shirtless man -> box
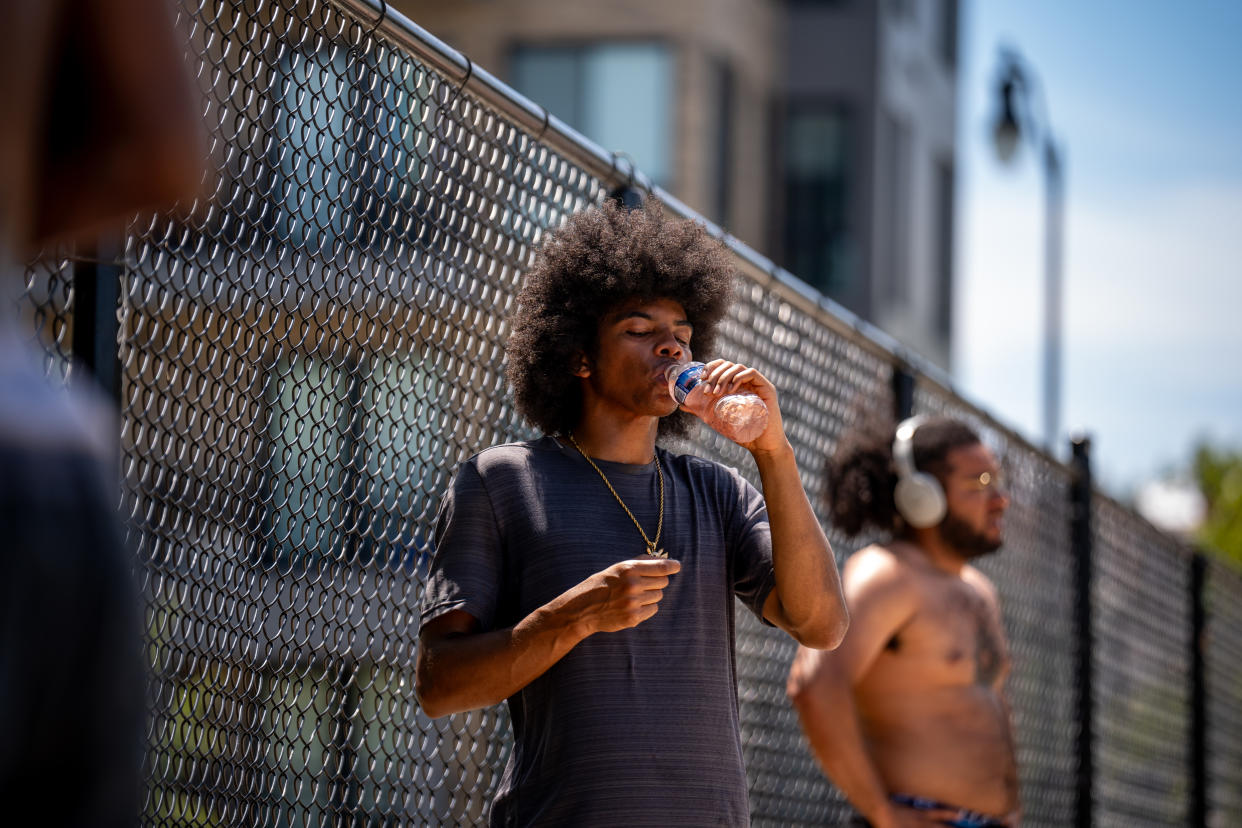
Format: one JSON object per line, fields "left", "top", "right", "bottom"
{"left": 787, "top": 416, "right": 1019, "bottom": 828}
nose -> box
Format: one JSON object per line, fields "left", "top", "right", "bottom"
{"left": 655, "top": 329, "right": 686, "bottom": 360}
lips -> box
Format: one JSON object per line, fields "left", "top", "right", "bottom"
{"left": 652, "top": 361, "right": 678, "bottom": 383}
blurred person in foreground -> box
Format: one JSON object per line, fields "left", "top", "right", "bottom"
{"left": 415, "top": 200, "right": 849, "bottom": 826}
{"left": 0, "top": 0, "right": 202, "bottom": 822}
{"left": 787, "top": 416, "right": 1019, "bottom": 828}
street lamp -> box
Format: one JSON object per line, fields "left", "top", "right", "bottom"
{"left": 990, "top": 47, "right": 1065, "bottom": 454}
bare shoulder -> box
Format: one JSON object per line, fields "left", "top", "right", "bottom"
{"left": 962, "top": 564, "right": 1001, "bottom": 603}
{"left": 845, "top": 543, "right": 916, "bottom": 583}
{"left": 827, "top": 544, "right": 923, "bottom": 677}
{"left": 958, "top": 566, "right": 998, "bottom": 598}
{"left": 843, "top": 543, "right": 921, "bottom": 607}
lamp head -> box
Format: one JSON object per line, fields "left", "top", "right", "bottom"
{"left": 992, "top": 75, "right": 1022, "bottom": 162}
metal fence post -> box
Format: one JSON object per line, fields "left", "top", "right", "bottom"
{"left": 607, "top": 184, "right": 646, "bottom": 211}
{"left": 1070, "top": 435, "right": 1094, "bottom": 828}
{"left": 71, "top": 238, "right": 122, "bottom": 403}
{"left": 1190, "top": 551, "right": 1207, "bottom": 827}
{"left": 891, "top": 362, "right": 915, "bottom": 421}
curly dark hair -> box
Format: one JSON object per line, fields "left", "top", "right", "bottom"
{"left": 826, "top": 415, "right": 982, "bottom": 537}
{"left": 506, "top": 198, "right": 735, "bottom": 437}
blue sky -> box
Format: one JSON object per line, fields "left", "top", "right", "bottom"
{"left": 954, "top": 0, "right": 1242, "bottom": 495}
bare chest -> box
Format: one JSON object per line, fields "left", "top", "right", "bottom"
{"left": 880, "top": 577, "right": 1009, "bottom": 688}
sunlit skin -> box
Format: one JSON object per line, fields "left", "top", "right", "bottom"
{"left": 570, "top": 297, "right": 802, "bottom": 463}
{"left": 788, "top": 444, "right": 1021, "bottom": 828}
{"left": 416, "top": 297, "right": 848, "bottom": 719}
{"left": 570, "top": 297, "right": 692, "bottom": 456}
{"left": 919, "top": 444, "right": 1009, "bottom": 564}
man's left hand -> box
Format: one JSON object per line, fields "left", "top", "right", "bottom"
{"left": 694, "top": 358, "right": 788, "bottom": 455}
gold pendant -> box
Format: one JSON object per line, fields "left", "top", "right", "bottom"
{"left": 648, "top": 544, "right": 667, "bottom": 559}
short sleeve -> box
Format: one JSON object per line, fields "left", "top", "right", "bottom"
{"left": 725, "top": 468, "right": 776, "bottom": 623}
{"left": 419, "top": 459, "right": 504, "bottom": 630}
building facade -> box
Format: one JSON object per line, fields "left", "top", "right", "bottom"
{"left": 394, "top": 0, "right": 959, "bottom": 370}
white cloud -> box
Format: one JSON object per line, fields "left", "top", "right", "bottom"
{"left": 1135, "top": 478, "right": 1206, "bottom": 537}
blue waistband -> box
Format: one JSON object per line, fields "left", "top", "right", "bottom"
{"left": 890, "top": 794, "right": 1007, "bottom": 828}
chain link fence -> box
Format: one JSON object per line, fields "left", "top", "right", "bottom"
{"left": 1206, "top": 560, "right": 1242, "bottom": 827}
{"left": 11, "top": 0, "right": 1242, "bottom": 824}
{"left": 915, "top": 383, "right": 1080, "bottom": 828}
{"left": 1092, "top": 498, "right": 1192, "bottom": 827}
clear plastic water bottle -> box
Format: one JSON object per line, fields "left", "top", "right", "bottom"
{"left": 666, "top": 361, "right": 770, "bottom": 444}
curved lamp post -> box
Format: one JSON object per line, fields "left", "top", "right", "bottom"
{"left": 991, "top": 47, "right": 1065, "bottom": 454}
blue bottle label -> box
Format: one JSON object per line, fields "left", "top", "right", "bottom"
{"left": 671, "top": 363, "right": 704, "bottom": 405}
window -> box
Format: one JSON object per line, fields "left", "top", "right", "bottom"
{"left": 146, "top": 659, "right": 267, "bottom": 824}
{"left": 781, "top": 104, "right": 854, "bottom": 298}
{"left": 276, "top": 49, "right": 354, "bottom": 249}
{"left": 350, "top": 352, "right": 446, "bottom": 568}
{"left": 150, "top": 656, "right": 442, "bottom": 824}
{"left": 266, "top": 354, "right": 352, "bottom": 566}
{"left": 263, "top": 667, "right": 343, "bottom": 825}
{"left": 356, "top": 50, "right": 434, "bottom": 248}
{"left": 273, "top": 46, "right": 431, "bottom": 252}
{"left": 511, "top": 43, "right": 673, "bottom": 188}
{"left": 262, "top": 349, "right": 444, "bottom": 571}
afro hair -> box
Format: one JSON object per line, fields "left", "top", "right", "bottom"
{"left": 505, "top": 198, "right": 736, "bottom": 437}
{"left": 826, "top": 415, "right": 982, "bottom": 537}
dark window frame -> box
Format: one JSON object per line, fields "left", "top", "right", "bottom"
{"left": 777, "top": 99, "right": 855, "bottom": 300}
{"left": 507, "top": 38, "right": 676, "bottom": 189}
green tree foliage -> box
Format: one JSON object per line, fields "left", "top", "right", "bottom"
{"left": 1194, "top": 442, "right": 1242, "bottom": 567}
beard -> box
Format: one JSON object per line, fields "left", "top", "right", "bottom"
{"left": 938, "top": 512, "right": 1003, "bottom": 559}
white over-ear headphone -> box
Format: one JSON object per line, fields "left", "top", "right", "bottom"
{"left": 891, "top": 416, "right": 947, "bottom": 529}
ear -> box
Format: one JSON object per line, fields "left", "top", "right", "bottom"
{"left": 571, "top": 351, "right": 591, "bottom": 378}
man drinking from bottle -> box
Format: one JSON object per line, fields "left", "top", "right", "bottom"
{"left": 416, "top": 198, "right": 848, "bottom": 827}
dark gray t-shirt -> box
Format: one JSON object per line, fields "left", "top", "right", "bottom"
{"left": 421, "top": 436, "right": 776, "bottom": 827}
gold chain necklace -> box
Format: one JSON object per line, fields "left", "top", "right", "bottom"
{"left": 567, "top": 433, "right": 666, "bottom": 558}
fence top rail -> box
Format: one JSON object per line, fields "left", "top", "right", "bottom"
{"left": 329, "top": 0, "right": 1064, "bottom": 475}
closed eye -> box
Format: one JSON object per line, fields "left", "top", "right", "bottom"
{"left": 625, "top": 328, "right": 691, "bottom": 346}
